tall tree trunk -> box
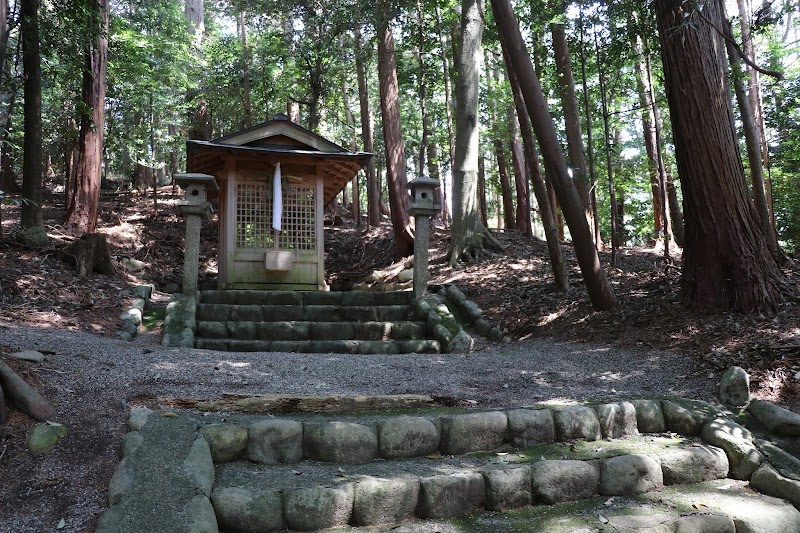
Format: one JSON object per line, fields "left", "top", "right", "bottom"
{"left": 596, "top": 41, "right": 619, "bottom": 267}
{"left": 376, "top": 0, "right": 414, "bottom": 257}
{"left": 238, "top": 11, "right": 252, "bottom": 129}
{"left": 448, "top": 0, "right": 502, "bottom": 266}
{"left": 415, "top": 0, "right": 429, "bottom": 179}
{"left": 724, "top": 19, "right": 778, "bottom": 257}
{"left": 339, "top": 42, "right": 360, "bottom": 226}
{"left": 20, "top": 0, "right": 42, "bottom": 228}
{"left": 434, "top": 4, "right": 454, "bottom": 224}
{"left": 354, "top": 24, "right": 379, "bottom": 228}
{"left": 490, "top": 0, "right": 617, "bottom": 310}
{"left": 633, "top": 45, "right": 666, "bottom": 246}
{"left": 0, "top": 33, "right": 19, "bottom": 194}
{"left": 656, "top": 0, "right": 787, "bottom": 312}
{"left": 509, "top": 108, "right": 531, "bottom": 236}
{"left": 499, "top": 27, "right": 567, "bottom": 289}
{"left": 186, "top": 0, "right": 209, "bottom": 140}
{"left": 648, "top": 54, "right": 685, "bottom": 248}
{"left": 487, "top": 55, "right": 515, "bottom": 231}
{"left": 552, "top": 22, "right": 593, "bottom": 237}
{"left": 0, "top": 0, "right": 8, "bottom": 81}
{"left": 64, "top": 0, "right": 108, "bottom": 234}
{"left": 577, "top": 15, "right": 602, "bottom": 250}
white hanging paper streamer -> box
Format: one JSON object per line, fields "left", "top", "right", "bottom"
{"left": 272, "top": 162, "right": 282, "bottom": 232}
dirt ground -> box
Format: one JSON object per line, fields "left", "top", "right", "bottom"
{"left": 0, "top": 189, "right": 798, "bottom": 531}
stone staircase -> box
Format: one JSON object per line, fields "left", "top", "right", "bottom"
{"left": 194, "top": 290, "right": 441, "bottom": 354}
{"left": 98, "top": 399, "right": 800, "bottom": 533}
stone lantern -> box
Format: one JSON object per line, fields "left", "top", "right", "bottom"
{"left": 174, "top": 173, "right": 219, "bottom": 298}
{"left": 407, "top": 176, "right": 441, "bottom": 299}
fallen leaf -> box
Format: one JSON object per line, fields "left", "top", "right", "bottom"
{"left": 56, "top": 518, "right": 66, "bottom": 529}
{"left": 598, "top": 515, "right": 609, "bottom": 524}
{"left": 426, "top": 454, "right": 443, "bottom": 460}
{"left": 163, "top": 412, "right": 178, "bottom": 418}
{"left": 604, "top": 497, "right": 614, "bottom": 506}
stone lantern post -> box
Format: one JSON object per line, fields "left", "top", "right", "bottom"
{"left": 174, "top": 173, "right": 218, "bottom": 298}
{"left": 407, "top": 176, "right": 441, "bottom": 299}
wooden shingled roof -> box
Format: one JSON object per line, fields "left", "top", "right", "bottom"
{"left": 186, "top": 114, "right": 371, "bottom": 206}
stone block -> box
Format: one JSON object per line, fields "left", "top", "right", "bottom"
{"left": 304, "top": 421, "right": 378, "bottom": 464}
{"left": 247, "top": 419, "right": 303, "bottom": 465}
{"left": 379, "top": 416, "right": 440, "bottom": 458}
{"left": 756, "top": 439, "right": 800, "bottom": 481}
{"left": 417, "top": 472, "right": 485, "bottom": 519}
{"left": 256, "top": 321, "right": 309, "bottom": 341}
{"left": 128, "top": 407, "right": 152, "bottom": 431}
{"left": 283, "top": 484, "right": 354, "bottom": 531}
{"left": 700, "top": 418, "right": 763, "bottom": 480}
{"left": 461, "top": 301, "right": 483, "bottom": 324}
{"left": 229, "top": 305, "right": 263, "bottom": 322}
{"left": 442, "top": 411, "right": 508, "bottom": 454}
{"left": 352, "top": 476, "right": 420, "bottom": 526}
{"left": 657, "top": 445, "right": 729, "bottom": 485}
{"left": 595, "top": 402, "right": 639, "bottom": 439}
{"left": 356, "top": 341, "right": 398, "bottom": 354}
{"left": 122, "top": 431, "right": 144, "bottom": 457}
{"left": 719, "top": 366, "right": 750, "bottom": 407}
{"left": 391, "top": 321, "right": 424, "bottom": 340}
{"left": 184, "top": 495, "right": 219, "bottom": 533}
{"left": 303, "top": 305, "right": 343, "bottom": 322}
{"left": 211, "top": 487, "right": 285, "bottom": 532}
{"left": 662, "top": 400, "right": 702, "bottom": 436}
{"left": 309, "top": 322, "right": 354, "bottom": 340}
{"left": 426, "top": 310, "right": 442, "bottom": 330}
{"left": 183, "top": 437, "right": 215, "bottom": 497}
{"left": 446, "top": 329, "right": 474, "bottom": 354}
{"left": 196, "top": 321, "right": 227, "bottom": 339}
{"left": 531, "top": 460, "right": 600, "bottom": 503}
{"left": 553, "top": 406, "right": 602, "bottom": 441}
{"left": 396, "top": 340, "right": 440, "bottom": 354}
{"left": 631, "top": 400, "right": 666, "bottom": 433}
{"left": 26, "top": 422, "right": 68, "bottom": 455}
{"left": 749, "top": 399, "right": 800, "bottom": 436}
{"left": 473, "top": 318, "right": 491, "bottom": 336}
{"left": 600, "top": 454, "right": 663, "bottom": 495}
{"left": 200, "top": 423, "right": 248, "bottom": 463}
{"left": 108, "top": 457, "right": 135, "bottom": 506}
{"left": 340, "top": 291, "right": 375, "bottom": 306}
{"left": 446, "top": 285, "right": 467, "bottom": 304}
{"left": 195, "top": 304, "right": 231, "bottom": 322}
{"left": 751, "top": 462, "right": 800, "bottom": 508}
{"left": 483, "top": 467, "right": 532, "bottom": 511}
{"left": 225, "top": 321, "right": 256, "bottom": 339}
{"left": 433, "top": 324, "right": 453, "bottom": 344}
{"left": 506, "top": 409, "right": 555, "bottom": 447}
{"left": 265, "top": 291, "right": 303, "bottom": 305}
{"left": 131, "top": 285, "right": 153, "bottom": 299}
{"left": 673, "top": 515, "right": 735, "bottom": 533}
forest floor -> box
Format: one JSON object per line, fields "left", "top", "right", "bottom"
{"left": 1, "top": 188, "right": 799, "bottom": 407}
{"left": 0, "top": 189, "right": 799, "bottom": 532}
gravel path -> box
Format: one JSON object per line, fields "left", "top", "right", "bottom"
{"left": 0, "top": 323, "right": 715, "bottom": 533}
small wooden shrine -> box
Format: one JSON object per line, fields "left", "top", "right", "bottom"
{"left": 186, "top": 114, "right": 370, "bottom": 290}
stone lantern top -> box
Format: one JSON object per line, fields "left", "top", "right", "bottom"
{"left": 407, "top": 175, "right": 441, "bottom": 217}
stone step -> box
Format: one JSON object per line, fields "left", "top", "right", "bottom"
{"left": 196, "top": 303, "right": 412, "bottom": 323}
{"left": 196, "top": 320, "right": 427, "bottom": 342}
{"left": 195, "top": 338, "right": 441, "bottom": 354}
{"left": 200, "top": 290, "right": 413, "bottom": 307}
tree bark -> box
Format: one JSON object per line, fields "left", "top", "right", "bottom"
{"left": 490, "top": 0, "right": 616, "bottom": 309}
{"left": 448, "top": 0, "right": 503, "bottom": 266}
{"left": 64, "top": 0, "right": 108, "bottom": 235}
{"left": 724, "top": 19, "right": 778, "bottom": 257}
{"left": 552, "top": 22, "right": 593, "bottom": 236}
{"left": 376, "top": 0, "right": 414, "bottom": 257}
{"left": 354, "top": 24, "right": 380, "bottom": 228}
{"left": 21, "top": 0, "right": 42, "bottom": 228}
{"left": 656, "top": 0, "right": 788, "bottom": 312}
{"left": 415, "top": 0, "right": 429, "bottom": 180}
